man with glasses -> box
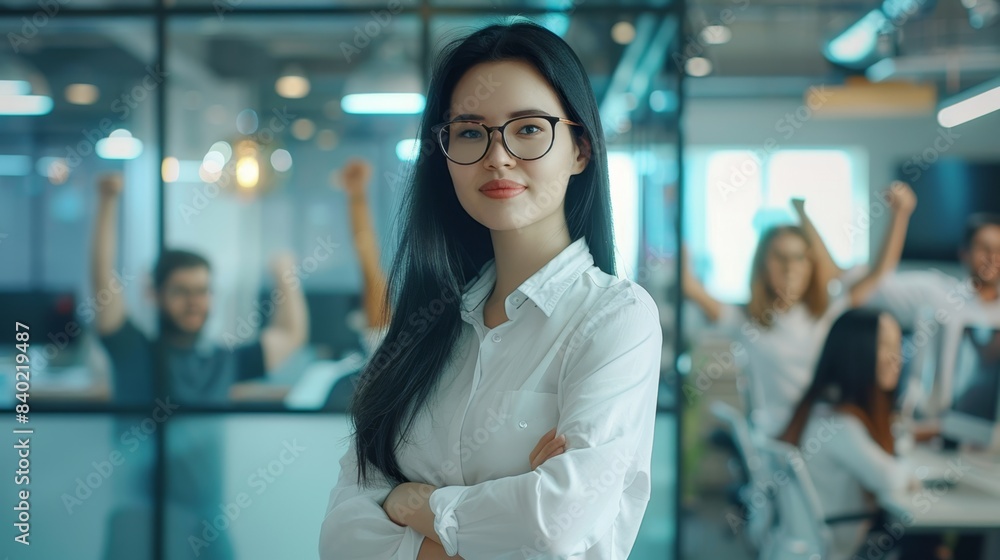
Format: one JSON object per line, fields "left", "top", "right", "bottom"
{"left": 91, "top": 173, "right": 309, "bottom": 405}
{"left": 872, "top": 213, "right": 1000, "bottom": 342}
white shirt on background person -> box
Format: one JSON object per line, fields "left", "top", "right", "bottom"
{"left": 319, "top": 236, "right": 664, "bottom": 559}
{"left": 798, "top": 402, "right": 911, "bottom": 560}
{"left": 715, "top": 290, "right": 852, "bottom": 438}
{"left": 870, "top": 269, "right": 1000, "bottom": 378}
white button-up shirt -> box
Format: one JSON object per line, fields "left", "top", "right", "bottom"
{"left": 320, "top": 236, "right": 663, "bottom": 559}
{"left": 716, "top": 293, "right": 851, "bottom": 438}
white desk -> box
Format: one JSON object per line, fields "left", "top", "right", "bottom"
{"left": 887, "top": 445, "right": 1000, "bottom": 559}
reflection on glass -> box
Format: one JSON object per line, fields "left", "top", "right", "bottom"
{"left": 0, "top": 17, "right": 159, "bottom": 405}
{"left": 0, "top": 414, "right": 155, "bottom": 559}
{"left": 160, "top": 16, "right": 421, "bottom": 409}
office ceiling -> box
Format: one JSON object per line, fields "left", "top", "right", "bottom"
{"left": 686, "top": 0, "right": 1000, "bottom": 96}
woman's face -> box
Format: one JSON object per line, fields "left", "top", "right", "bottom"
{"left": 764, "top": 232, "right": 813, "bottom": 303}
{"left": 876, "top": 313, "right": 903, "bottom": 391}
{"left": 444, "top": 59, "right": 590, "bottom": 233}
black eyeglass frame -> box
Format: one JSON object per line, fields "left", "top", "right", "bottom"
{"left": 430, "top": 115, "right": 584, "bottom": 165}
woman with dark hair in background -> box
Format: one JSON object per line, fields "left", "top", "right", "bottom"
{"left": 320, "top": 21, "right": 663, "bottom": 560}
{"left": 682, "top": 186, "right": 916, "bottom": 437}
{"left": 779, "top": 308, "right": 919, "bottom": 560}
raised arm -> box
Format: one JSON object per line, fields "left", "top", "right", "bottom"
{"left": 341, "top": 159, "right": 391, "bottom": 328}
{"left": 847, "top": 182, "right": 917, "bottom": 308}
{"left": 260, "top": 253, "right": 309, "bottom": 372}
{"left": 792, "top": 197, "right": 845, "bottom": 288}
{"left": 681, "top": 246, "right": 724, "bottom": 322}
{"left": 91, "top": 174, "right": 127, "bottom": 335}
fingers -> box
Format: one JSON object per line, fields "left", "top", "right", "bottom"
{"left": 530, "top": 432, "right": 567, "bottom": 471}
{"left": 528, "top": 428, "right": 556, "bottom": 467}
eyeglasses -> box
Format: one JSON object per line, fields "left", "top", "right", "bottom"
{"left": 164, "top": 286, "right": 211, "bottom": 299}
{"left": 430, "top": 115, "right": 583, "bottom": 165}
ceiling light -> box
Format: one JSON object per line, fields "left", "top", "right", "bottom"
{"left": 937, "top": 78, "right": 1000, "bottom": 128}
{"left": 96, "top": 129, "right": 143, "bottom": 160}
{"left": 276, "top": 65, "right": 310, "bottom": 99}
{"left": 685, "top": 57, "right": 713, "bottom": 77}
{"left": 341, "top": 93, "right": 425, "bottom": 114}
{"left": 65, "top": 83, "right": 99, "bottom": 105}
{"left": 700, "top": 25, "right": 732, "bottom": 45}
{"left": 611, "top": 21, "right": 636, "bottom": 45}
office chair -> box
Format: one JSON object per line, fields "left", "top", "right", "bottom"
{"left": 756, "top": 439, "right": 833, "bottom": 560}
{"left": 710, "top": 400, "right": 774, "bottom": 552}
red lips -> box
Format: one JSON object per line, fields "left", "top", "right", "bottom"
{"left": 479, "top": 179, "right": 527, "bottom": 199}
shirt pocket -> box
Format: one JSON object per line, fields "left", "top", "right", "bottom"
{"left": 480, "top": 390, "right": 560, "bottom": 479}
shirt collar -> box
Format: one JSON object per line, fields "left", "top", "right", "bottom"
{"left": 461, "top": 236, "right": 595, "bottom": 318}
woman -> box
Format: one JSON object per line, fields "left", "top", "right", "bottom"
{"left": 682, "top": 187, "right": 916, "bottom": 437}
{"left": 319, "top": 22, "right": 663, "bottom": 560}
{"left": 779, "top": 309, "right": 919, "bottom": 560}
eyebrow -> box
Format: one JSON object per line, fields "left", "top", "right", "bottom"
{"left": 448, "top": 109, "right": 553, "bottom": 121}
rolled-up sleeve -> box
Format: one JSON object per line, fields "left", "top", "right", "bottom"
{"left": 319, "top": 439, "right": 424, "bottom": 560}
{"left": 429, "top": 294, "right": 663, "bottom": 559}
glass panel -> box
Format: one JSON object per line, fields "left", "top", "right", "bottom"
{"left": 0, "top": 16, "right": 160, "bottom": 406}
{"left": 6, "top": 7, "right": 685, "bottom": 560}
{"left": 165, "top": 413, "right": 354, "bottom": 559}
{"left": 1, "top": 414, "right": 156, "bottom": 560}
{"left": 634, "top": 414, "right": 677, "bottom": 557}
{"left": 164, "top": 14, "right": 422, "bottom": 409}
{"left": 430, "top": 0, "right": 673, "bottom": 8}
{"left": 170, "top": 0, "right": 419, "bottom": 8}
{"left": 0, "top": 0, "right": 152, "bottom": 7}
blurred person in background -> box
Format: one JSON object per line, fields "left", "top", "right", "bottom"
{"left": 869, "top": 213, "right": 1000, "bottom": 423}
{"left": 779, "top": 308, "right": 920, "bottom": 560}
{"left": 91, "top": 173, "right": 309, "bottom": 560}
{"left": 870, "top": 213, "right": 1000, "bottom": 328}
{"left": 682, "top": 182, "right": 916, "bottom": 437}
{"left": 91, "top": 173, "right": 310, "bottom": 404}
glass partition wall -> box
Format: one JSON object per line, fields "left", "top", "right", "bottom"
{"left": 0, "top": 1, "right": 684, "bottom": 558}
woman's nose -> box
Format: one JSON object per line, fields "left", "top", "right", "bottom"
{"left": 482, "top": 130, "right": 515, "bottom": 168}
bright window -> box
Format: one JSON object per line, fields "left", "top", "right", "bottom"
{"left": 685, "top": 147, "right": 868, "bottom": 303}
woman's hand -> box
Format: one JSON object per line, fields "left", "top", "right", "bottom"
{"left": 529, "top": 427, "right": 566, "bottom": 471}
{"left": 911, "top": 419, "right": 941, "bottom": 443}
{"left": 383, "top": 482, "right": 425, "bottom": 526}
{"left": 418, "top": 537, "right": 464, "bottom": 559}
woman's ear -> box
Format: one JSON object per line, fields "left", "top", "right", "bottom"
{"left": 571, "top": 135, "right": 591, "bottom": 176}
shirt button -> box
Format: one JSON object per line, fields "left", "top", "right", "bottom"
{"left": 512, "top": 295, "right": 521, "bottom": 304}
{"left": 518, "top": 420, "right": 528, "bottom": 429}
{"left": 491, "top": 333, "right": 502, "bottom": 343}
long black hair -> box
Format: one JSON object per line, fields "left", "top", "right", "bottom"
{"left": 780, "top": 308, "right": 896, "bottom": 453}
{"left": 349, "top": 20, "right": 616, "bottom": 487}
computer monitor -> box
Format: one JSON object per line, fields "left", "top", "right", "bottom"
{"left": 0, "top": 291, "right": 79, "bottom": 364}
{"left": 940, "top": 323, "right": 1000, "bottom": 449}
